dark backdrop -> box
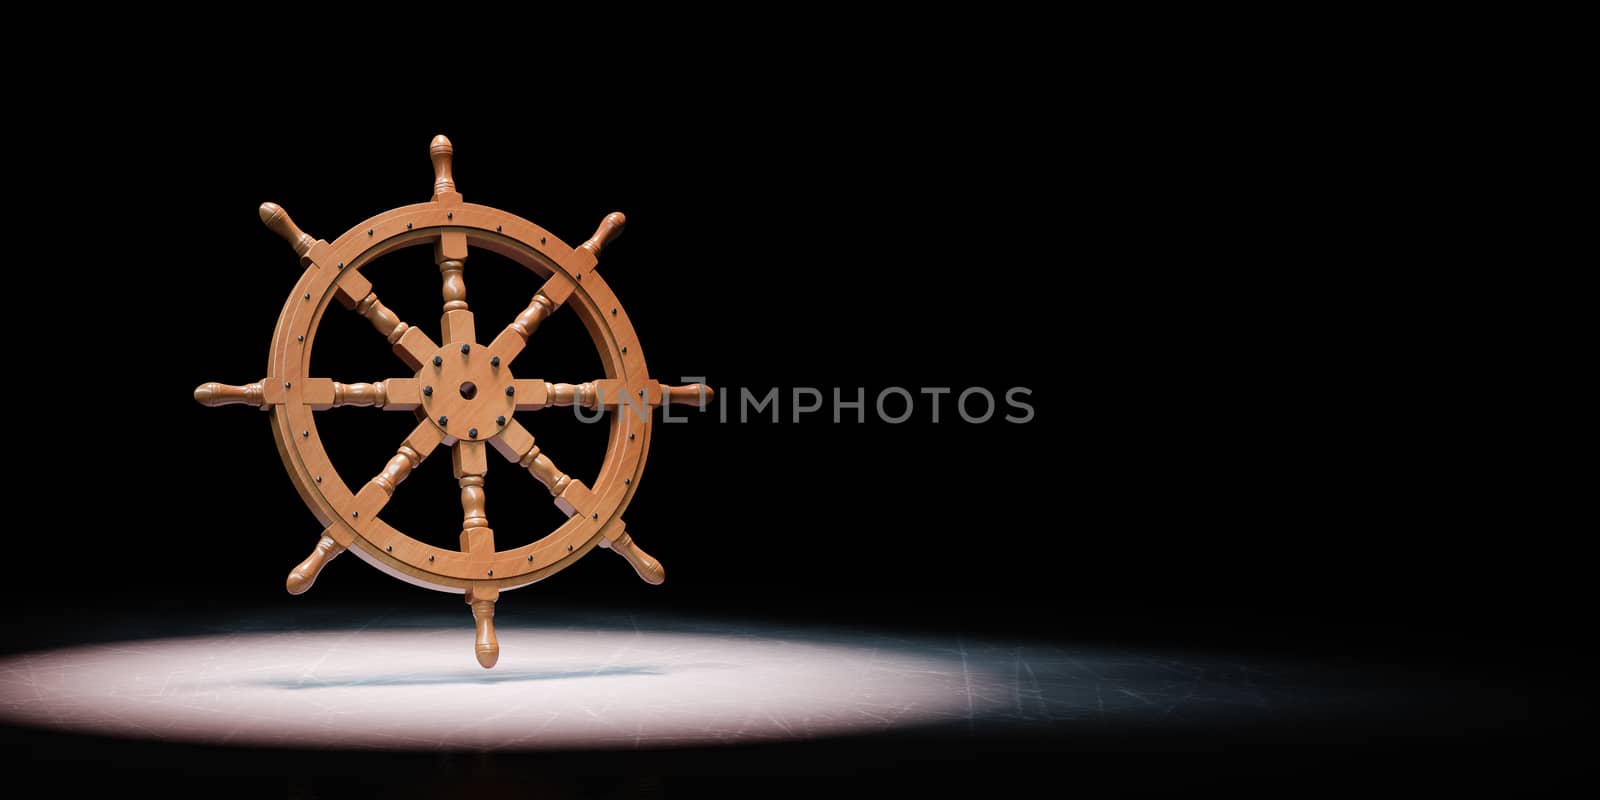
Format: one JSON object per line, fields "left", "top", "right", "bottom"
{"left": 13, "top": 79, "right": 1574, "bottom": 663}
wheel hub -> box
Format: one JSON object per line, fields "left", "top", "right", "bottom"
{"left": 418, "top": 343, "right": 516, "bottom": 441}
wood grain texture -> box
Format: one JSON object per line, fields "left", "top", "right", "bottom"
{"left": 416, "top": 341, "right": 516, "bottom": 443}
{"left": 548, "top": 381, "right": 598, "bottom": 408}
{"left": 199, "top": 135, "right": 702, "bottom": 667}
{"left": 286, "top": 532, "right": 344, "bottom": 595}
{"left": 468, "top": 594, "right": 498, "bottom": 668}
{"left": 460, "top": 476, "right": 488, "bottom": 530}
{"left": 390, "top": 326, "right": 440, "bottom": 371}
{"left": 579, "top": 212, "right": 626, "bottom": 258}
{"left": 371, "top": 445, "right": 422, "bottom": 496}
{"left": 507, "top": 293, "right": 554, "bottom": 344}
{"left": 439, "top": 259, "right": 467, "bottom": 311}
{"left": 520, "top": 441, "right": 571, "bottom": 496}
{"left": 193, "top": 382, "right": 265, "bottom": 408}
{"left": 664, "top": 384, "right": 715, "bottom": 406}
{"left": 354, "top": 291, "right": 410, "bottom": 343}
{"left": 302, "top": 378, "right": 420, "bottom": 411}
{"left": 430, "top": 135, "right": 456, "bottom": 197}
{"left": 333, "top": 381, "right": 387, "bottom": 408}
{"left": 454, "top": 441, "right": 494, "bottom": 554}
{"left": 259, "top": 202, "right": 315, "bottom": 258}
{"left": 248, "top": 190, "right": 638, "bottom": 590}
{"left": 602, "top": 532, "right": 664, "bottom": 585}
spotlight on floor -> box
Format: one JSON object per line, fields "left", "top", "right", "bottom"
{"left": 0, "top": 613, "right": 1011, "bottom": 750}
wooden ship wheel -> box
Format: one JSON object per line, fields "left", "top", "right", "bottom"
{"left": 194, "top": 135, "right": 711, "bottom": 668}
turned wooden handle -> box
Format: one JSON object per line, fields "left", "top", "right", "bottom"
{"left": 430, "top": 134, "right": 456, "bottom": 197}
{"left": 332, "top": 381, "right": 387, "bottom": 408}
{"left": 258, "top": 202, "right": 315, "bottom": 257}
{"left": 508, "top": 293, "right": 554, "bottom": 342}
{"left": 194, "top": 382, "right": 264, "bottom": 407}
{"left": 470, "top": 598, "right": 499, "bottom": 668}
{"left": 664, "top": 384, "right": 714, "bottom": 407}
{"left": 547, "top": 381, "right": 599, "bottom": 408}
{"left": 606, "top": 532, "right": 664, "bottom": 585}
{"left": 579, "top": 212, "right": 626, "bottom": 256}
{"left": 286, "top": 534, "right": 344, "bottom": 595}
{"left": 354, "top": 292, "right": 409, "bottom": 343}
{"left": 518, "top": 442, "right": 571, "bottom": 496}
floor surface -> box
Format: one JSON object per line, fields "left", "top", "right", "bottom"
{"left": 2, "top": 608, "right": 1575, "bottom": 797}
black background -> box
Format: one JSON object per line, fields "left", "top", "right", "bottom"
{"left": 9, "top": 60, "right": 1581, "bottom": 795}
{"left": 23, "top": 95, "right": 1572, "bottom": 652}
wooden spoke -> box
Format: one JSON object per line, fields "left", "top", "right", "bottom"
{"left": 347, "top": 291, "right": 440, "bottom": 369}
{"left": 488, "top": 419, "right": 571, "bottom": 496}
{"left": 195, "top": 379, "right": 428, "bottom": 412}
{"left": 431, "top": 139, "right": 473, "bottom": 345}
{"left": 453, "top": 415, "right": 502, "bottom": 669}
{"left": 662, "top": 383, "right": 715, "bottom": 407}
{"left": 445, "top": 382, "right": 501, "bottom": 669}
{"left": 518, "top": 441, "right": 570, "bottom": 496}
{"left": 301, "top": 379, "right": 421, "bottom": 410}
{"left": 353, "top": 291, "right": 408, "bottom": 342}
{"left": 344, "top": 421, "right": 446, "bottom": 525}
{"left": 430, "top": 134, "right": 458, "bottom": 198}
{"left": 258, "top": 202, "right": 315, "bottom": 260}
{"left": 544, "top": 381, "right": 600, "bottom": 408}
{"left": 193, "top": 381, "right": 266, "bottom": 408}
{"left": 548, "top": 381, "right": 601, "bottom": 408}
{"left": 459, "top": 476, "right": 488, "bottom": 533}
{"left": 286, "top": 528, "right": 344, "bottom": 595}
{"left": 330, "top": 381, "right": 388, "bottom": 407}
{"left": 489, "top": 213, "right": 629, "bottom": 365}
{"left": 371, "top": 444, "right": 424, "bottom": 497}
{"left": 578, "top": 211, "right": 626, "bottom": 259}
{"left": 600, "top": 531, "right": 665, "bottom": 585}
{"left": 440, "top": 253, "right": 467, "bottom": 313}
{"left": 492, "top": 289, "right": 557, "bottom": 364}
{"left": 436, "top": 225, "right": 475, "bottom": 344}
{"left": 452, "top": 441, "right": 493, "bottom": 554}
{"left": 509, "top": 379, "right": 714, "bottom": 412}
{"left": 466, "top": 585, "right": 499, "bottom": 669}
{"left": 511, "top": 380, "right": 600, "bottom": 410}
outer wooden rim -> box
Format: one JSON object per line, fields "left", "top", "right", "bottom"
{"left": 265, "top": 201, "right": 653, "bottom": 593}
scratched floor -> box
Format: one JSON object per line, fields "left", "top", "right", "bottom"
{"left": 0, "top": 608, "right": 1571, "bottom": 797}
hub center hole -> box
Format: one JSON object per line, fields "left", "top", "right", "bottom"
{"left": 459, "top": 381, "right": 478, "bottom": 400}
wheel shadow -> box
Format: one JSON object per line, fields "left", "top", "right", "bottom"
{"left": 255, "top": 664, "right": 668, "bottom": 689}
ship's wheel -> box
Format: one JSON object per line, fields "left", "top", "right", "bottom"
{"left": 195, "top": 135, "right": 711, "bottom": 667}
